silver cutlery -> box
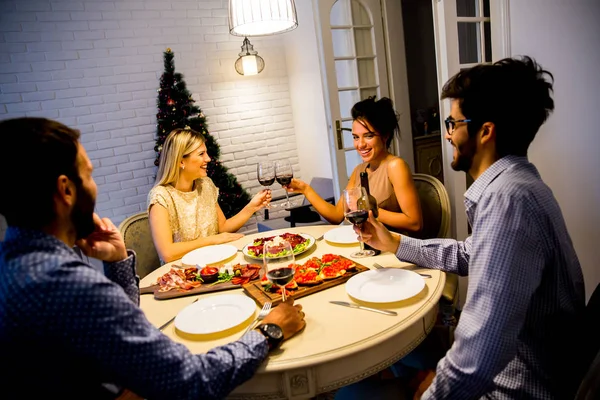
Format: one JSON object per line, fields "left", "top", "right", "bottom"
{"left": 241, "top": 302, "right": 272, "bottom": 337}
{"left": 330, "top": 301, "right": 397, "bottom": 316}
{"left": 316, "top": 234, "right": 325, "bottom": 241}
{"left": 372, "top": 263, "right": 432, "bottom": 279}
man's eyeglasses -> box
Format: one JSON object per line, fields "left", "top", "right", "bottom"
{"left": 444, "top": 117, "right": 472, "bottom": 134}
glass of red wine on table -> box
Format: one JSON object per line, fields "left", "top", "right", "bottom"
{"left": 257, "top": 161, "right": 276, "bottom": 209}
{"left": 343, "top": 187, "right": 375, "bottom": 258}
{"left": 263, "top": 239, "right": 296, "bottom": 302}
{"left": 275, "top": 159, "right": 294, "bottom": 209}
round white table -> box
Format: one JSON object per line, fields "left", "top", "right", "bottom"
{"left": 139, "top": 225, "right": 445, "bottom": 399}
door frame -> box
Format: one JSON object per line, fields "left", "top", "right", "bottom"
{"left": 312, "top": 0, "right": 412, "bottom": 199}
{"left": 431, "top": 0, "right": 511, "bottom": 241}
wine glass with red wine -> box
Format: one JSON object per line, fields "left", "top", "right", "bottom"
{"left": 257, "top": 161, "right": 275, "bottom": 209}
{"left": 275, "top": 159, "right": 294, "bottom": 208}
{"left": 343, "top": 187, "right": 375, "bottom": 258}
{"left": 263, "top": 239, "right": 296, "bottom": 302}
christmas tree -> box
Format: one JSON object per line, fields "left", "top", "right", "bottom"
{"left": 155, "top": 48, "right": 251, "bottom": 218}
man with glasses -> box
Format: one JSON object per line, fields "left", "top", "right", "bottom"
{"left": 357, "top": 56, "right": 585, "bottom": 399}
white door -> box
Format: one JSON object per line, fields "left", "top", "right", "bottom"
{"left": 314, "top": 0, "right": 391, "bottom": 195}
{"left": 432, "top": 0, "right": 510, "bottom": 240}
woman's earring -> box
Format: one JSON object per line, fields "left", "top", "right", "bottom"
{"left": 181, "top": 165, "right": 185, "bottom": 170}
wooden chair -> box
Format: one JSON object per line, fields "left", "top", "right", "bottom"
{"left": 118, "top": 212, "right": 161, "bottom": 279}
{"left": 412, "top": 173, "right": 457, "bottom": 311}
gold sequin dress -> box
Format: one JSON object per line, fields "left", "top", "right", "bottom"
{"left": 147, "top": 178, "right": 220, "bottom": 243}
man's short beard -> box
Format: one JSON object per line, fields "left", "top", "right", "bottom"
{"left": 72, "top": 182, "right": 96, "bottom": 239}
{"left": 451, "top": 137, "right": 477, "bottom": 173}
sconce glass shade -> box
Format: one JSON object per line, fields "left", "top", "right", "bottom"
{"left": 235, "top": 37, "right": 265, "bottom": 76}
{"left": 229, "top": 0, "right": 298, "bottom": 36}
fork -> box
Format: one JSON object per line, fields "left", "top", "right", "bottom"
{"left": 241, "top": 302, "right": 272, "bottom": 336}
{"left": 372, "top": 263, "right": 432, "bottom": 279}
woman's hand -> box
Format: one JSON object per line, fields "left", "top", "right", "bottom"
{"left": 284, "top": 178, "right": 308, "bottom": 194}
{"left": 76, "top": 214, "right": 128, "bottom": 263}
{"left": 212, "top": 232, "right": 245, "bottom": 244}
{"left": 248, "top": 189, "right": 271, "bottom": 212}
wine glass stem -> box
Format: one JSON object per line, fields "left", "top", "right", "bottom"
{"left": 284, "top": 191, "right": 290, "bottom": 206}
{"left": 358, "top": 228, "right": 366, "bottom": 253}
{"left": 281, "top": 286, "right": 286, "bottom": 302}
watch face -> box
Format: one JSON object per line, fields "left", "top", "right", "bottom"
{"left": 265, "top": 324, "right": 283, "bottom": 340}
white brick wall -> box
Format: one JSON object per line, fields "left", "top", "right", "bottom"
{"left": 0, "top": 0, "right": 301, "bottom": 239}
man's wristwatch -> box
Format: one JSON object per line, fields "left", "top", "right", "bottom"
{"left": 256, "top": 323, "right": 284, "bottom": 351}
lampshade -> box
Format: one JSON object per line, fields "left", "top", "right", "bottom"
{"left": 235, "top": 37, "right": 265, "bottom": 76}
{"left": 228, "top": 0, "right": 298, "bottom": 36}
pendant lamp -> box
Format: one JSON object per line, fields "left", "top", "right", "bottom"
{"left": 234, "top": 37, "right": 265, "bottom": 76}
{"left": 228, "top": 0, "right": 298, "bottom": 37}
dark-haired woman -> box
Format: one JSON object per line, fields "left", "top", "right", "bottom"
{"left": 286, "top": 97, "right": 422, "bottom": 233}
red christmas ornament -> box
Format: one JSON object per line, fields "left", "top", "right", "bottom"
{"left": 167, "top": 98, "right": 175, "bottom": 106}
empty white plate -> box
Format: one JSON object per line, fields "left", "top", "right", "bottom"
{"left": 345, "top": 269, "right": 425, "bottom": 303}
{"left": 323, "top": 225, "right": 359, "bottom": 245}
{"left": 174, "top": 294, "right": 256, "bottom": 334}
{"left": 181, "top": 244, "right": 238, "bottom": 267}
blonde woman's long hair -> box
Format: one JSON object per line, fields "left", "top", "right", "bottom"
{"left": 154, "top": 128, "right": 206, "bottom": 187}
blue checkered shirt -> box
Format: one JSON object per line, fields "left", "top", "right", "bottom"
{"left": 396, "top": 156, "right": 585, "bottom": 399}
{"left": 0, "top": 227, "right": 268, "bottom": 400}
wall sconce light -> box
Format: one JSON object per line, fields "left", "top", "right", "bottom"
{"left": 228, "top": 0, "right": 298, "bottom": 37}
{"left": 234, "top": 37, "right": 265, "bottom": 76}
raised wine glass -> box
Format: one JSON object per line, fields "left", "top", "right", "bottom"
{"left": 257, "top": 161, "right": 275, "bottom": 209}
{"left": 275, "top": 159, "right": 294, "bottom": 209}
{"left": 263, "top": 239, "right": 296, "bottom": 302}
{"left": 343, "top": 187, "right": 375, "bottom": 258}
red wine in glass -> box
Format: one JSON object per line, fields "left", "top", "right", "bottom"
{"left": 259, "top": 177, "right": 275, "bottom": 186}
{"left": 345, "top": 210, "right": 369, "bottom": 225}
{"left": 257, "top": 161, "right": 275, "bottom": 209}
{"left": 343, "top": 187, "right": 375, "bottom": 258}
{"left": 266, "top": 266, "right": 295, "bottom": 287}
{"left": 275, "top": 174, "right": 293, "bottom": 187}
{"left": 275, "top": 160, "right": 294, "bottom": 208}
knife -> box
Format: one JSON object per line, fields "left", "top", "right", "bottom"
{"left": 329, "top": 301, "right": 397, "bottom": 316}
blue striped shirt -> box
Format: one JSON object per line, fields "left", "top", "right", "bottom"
{"left": 397, "top": 156, "right": 585, "bottom": 399}
{"left": 0, "top": 227, "right": 268, "bottom": 400}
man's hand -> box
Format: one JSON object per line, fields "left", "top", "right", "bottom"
{"left": 261, "top": 297, "right": 306, "bottom": 340}
{"left": 354, "top": 210, "right": 401, "bottom": 254}
{"left": 75, "top": 214, "right": 128, "bottom": 263}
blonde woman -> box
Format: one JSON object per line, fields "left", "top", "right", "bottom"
{"left": 148, "top": 128, "right": 270, "bottom": 263}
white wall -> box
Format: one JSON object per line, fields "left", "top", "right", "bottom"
{"left": 283, "top": 0, "right": 332, "bottom": 185}
{"left": 509, "top": 0, "right": 600, "bottom": 301}
{"left": 0, "top": 0, "right": 302, "bottom": 238}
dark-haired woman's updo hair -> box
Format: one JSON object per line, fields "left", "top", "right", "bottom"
{"left": 351, "top": 96, "right": 400, "bottom": 148}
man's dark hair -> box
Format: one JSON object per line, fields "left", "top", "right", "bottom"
{"left": 351, "top": 96, "right": 400, "bottom": 148}
{"left": 0, "top": 118, "right": 80, "bottom": 228}
{"left": 441, "top": 56, "right": 554, "bottom": 157}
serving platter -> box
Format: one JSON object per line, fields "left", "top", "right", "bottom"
{"left": 241, "top": 233, "right": 316, "bottom": 260}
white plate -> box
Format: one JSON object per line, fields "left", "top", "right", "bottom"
{"left": 181, "top": 244, "right": 238, "bottom": 267}
{"left": 345, "top": 269, "right": 425, "bottom": 303}
{"left": 324, "top": 225, "right": 359, "bottom": 245}
{"left": 242, "top": 233, "right": 316, "bottom": 260}
{"left": 174, "top": 294, "right": 256, "bottom": 334}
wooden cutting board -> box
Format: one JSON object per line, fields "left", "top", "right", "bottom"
{"left": 140, "top": 265, "right": 260, "bottom": 300}
{"left": 242, "top": 256, "right": 369, "bottom": 306}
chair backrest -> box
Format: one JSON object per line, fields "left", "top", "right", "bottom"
{"left": 305, "top": 177, "right": 334, "bottom": 205}
{"left": 413, "top": 173, "right": 451, "bottom": 239}
{"left": 118, "top": 212, "right": 161, "bottom": 279}
{"left": 306, "top": 177, "right": 334, "bottom": 223}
